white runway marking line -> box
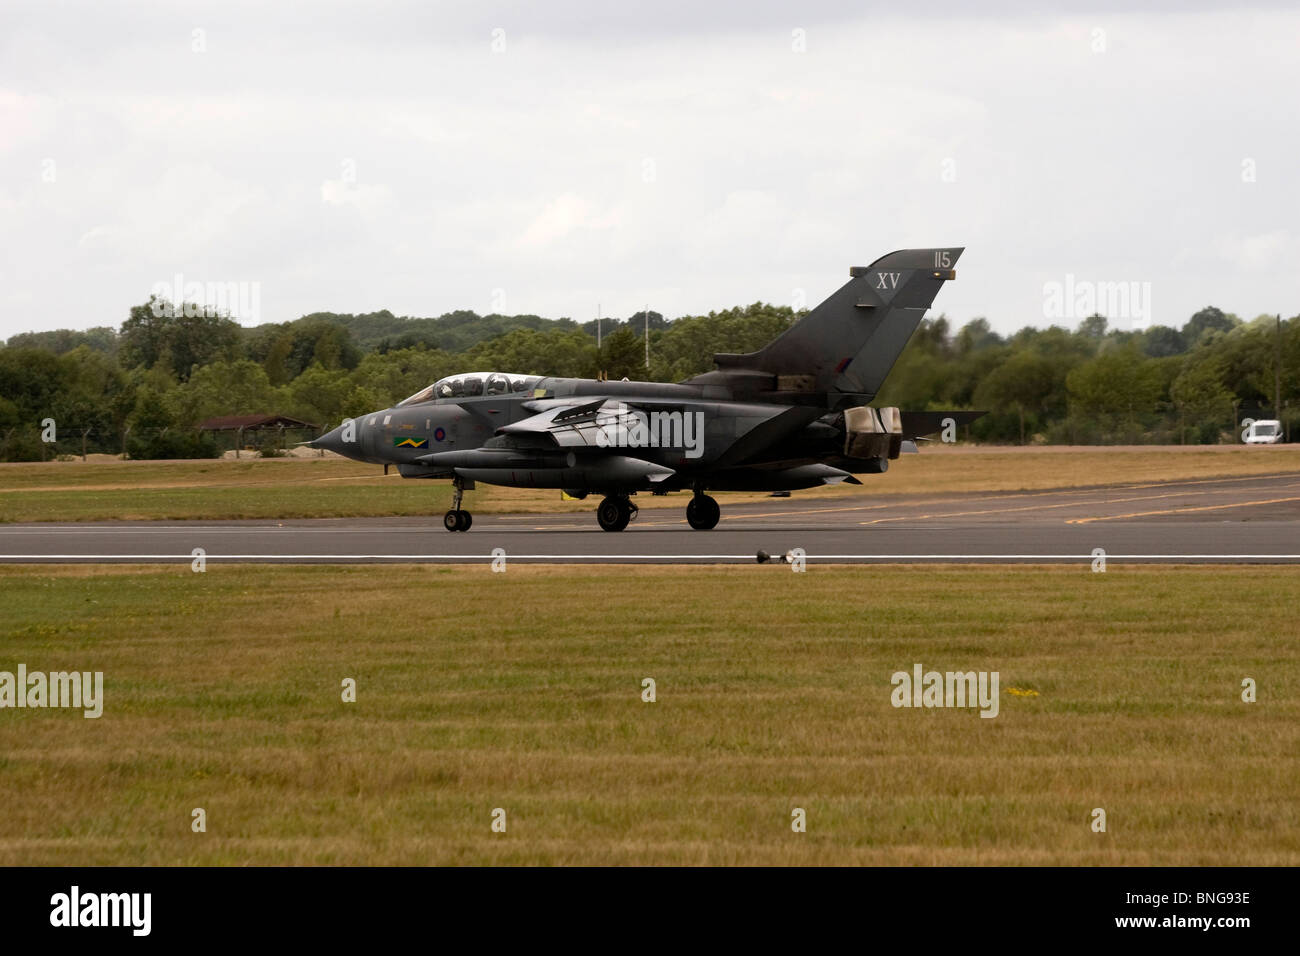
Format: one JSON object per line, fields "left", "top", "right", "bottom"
{"left": 4, "top": 554, "right": 1300, "bottom": 561}
{"left": 0, "top": 553, "right": 761, "bottom": 560}
{"left": 0, "top": 526, "right": 449, "bottom": 534}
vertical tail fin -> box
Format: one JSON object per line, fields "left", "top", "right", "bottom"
{"left": 712, "top": 247, "right": 962, "bottom": 399}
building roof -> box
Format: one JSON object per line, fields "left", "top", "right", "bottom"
{"left": 197, "top": 414, "right": 318, "bottom": 431}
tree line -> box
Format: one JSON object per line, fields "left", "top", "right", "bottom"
{"left": 0, "top": 295, "right": 1295, "bottom": 460}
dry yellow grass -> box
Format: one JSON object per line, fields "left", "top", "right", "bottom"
{"left": 1, "top": 444, "right": 1297, "bottom": 522}
{"left": 0, "top": 563, "right": 1295, "bottom": 865}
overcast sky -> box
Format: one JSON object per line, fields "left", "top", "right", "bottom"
{"left": 2, "top": 0, "right": 1297, "bottom": 340}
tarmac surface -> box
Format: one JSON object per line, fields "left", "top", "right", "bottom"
{"left": 2, "top": 472, "right": 1299, "bottom": 565}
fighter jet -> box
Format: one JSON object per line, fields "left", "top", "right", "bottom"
{"left": 311, "top": 247, "right": 980, "bottom": 531}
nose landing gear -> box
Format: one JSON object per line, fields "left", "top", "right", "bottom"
{"left": 443, "top": 476, "right": 474, "bottom": 532}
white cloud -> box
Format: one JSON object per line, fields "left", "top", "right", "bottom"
{"left": 514, "top": 193, "right": 618, "bottom": 247}
{"left": 320, "top": 179, "right": 394, "bottom": 210}
{"left": 1, "top": 3, "right": 1298, "bottom": 336}
{"left": 1215, "top": 231, "right": 1295, "bottom": 273}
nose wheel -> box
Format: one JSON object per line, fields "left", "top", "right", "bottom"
{"left": 686, "top": 493, "right": 720, "bottom": 530}
{"left": 444, "top": 476, "right": 474, "bottom": 532}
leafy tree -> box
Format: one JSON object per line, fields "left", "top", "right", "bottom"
{"left": 1077, "top": 314, "right": 1108, "bottom": 339}
{"left": 124, "top": 386, "right": 216, "bottom": 459}
{"left": 284, "top": 364, "right": 357, "bottom": 427}
{"left": 600, "top": 327, "right": 646, "bottom": 380}
{"left": 342, "top": 385, "right": 386, "bottom": 420}
{"left": 6, "top": 326, "right": 119, "bottom": 355}
{"left": 874, "top": 348, "right": 963, "bottom": 410}
{"left": 1066, "top": 346, "right": 1164, "bottom": 441}
{"left": 466, "top": 328, "right": 597, "bottom": 379}
{"left": 911, "top": 315, "right": 954, "bottom": 357}
{"left": 284, "top": 308, "right": 579, "bottom": 353}
{"left": 350, "top": 346, "right": 461, "bottom": 406}
{"left": 955, "top": 317, "right": 1003, "bottom": 356}
{"left": 1183, "top": 306, "right": 1238, "bottom": 345}
{"left": 632, "top": 310, "right": 667, "bottom": 335}
{"left": 260, "top": 330, "right": 296, "bottom": 385}
{"left": 119, "top": 297, "right": 240, "bottom": 380}
{"left": 1170, "top": 358, "right": 1235, "bottom": 443}
{"left": 974, "top": 351, "right": 1057, "bottom": 444}
{"left": 0, "top": 348, "right": 65, "bottom": 423}
{"left": 50, "top": 347, "right": 133, "bottom": 446}
{"left": 647, "top": 303, "right": 797, "bottom": 381}
{"left": 1141, "top": 325, "right": 1186, "bottom": 358}
{"left": 168, "top": 360, "right": 280, "bottom": 425}
{"left": 2, "top": 286, "right": 1294, "bottom": 460}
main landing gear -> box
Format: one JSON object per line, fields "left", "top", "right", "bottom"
{"left": 444, "top": 476, "right": 474, "bottom": 532}
{"left": 686, "top": 492, "right": 720, "bottom": 530}
{"left": 596, "top": 495, "right": 638, "bottom": 532}
{"left": 593, "top": 491, "right": 720, "bottom": 531}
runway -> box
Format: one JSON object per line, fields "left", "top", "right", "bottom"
{"left": 2, "top": 471, "right": 1299, "bottom": 565}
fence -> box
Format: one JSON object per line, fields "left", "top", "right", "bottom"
{"left": 0, "top": 424, "right": 329, "bottom": 462}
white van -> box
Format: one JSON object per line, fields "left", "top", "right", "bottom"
{"left": 1242, "top": 419, "right": 1283, "bottom": 444}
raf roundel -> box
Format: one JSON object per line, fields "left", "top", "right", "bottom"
{"left": 434, "top": 427, "right": 446, "bottom": 442}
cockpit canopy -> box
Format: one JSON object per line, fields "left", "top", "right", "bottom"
{"left": 397, "top": 372, "right": 542, "bottom": 406}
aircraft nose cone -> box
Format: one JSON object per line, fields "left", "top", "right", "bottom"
{"left": 311, "top": 423, "right": 353, "bottom": 456}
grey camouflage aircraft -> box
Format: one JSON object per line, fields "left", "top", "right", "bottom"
{"left": 311, "top": 247, "right": 980, "bottom": 531}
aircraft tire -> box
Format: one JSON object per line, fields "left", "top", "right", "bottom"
{"left": 444, "top": 510, "right": 462, "bottom": 532}
{"left": 459, "top": 510, "right": 472, "bottom": 531}
{"left": 686, "top": 494, "right": 720, "bottom": 530}
{"left": 597, "top": 496, "right": 631, "bottom": 532}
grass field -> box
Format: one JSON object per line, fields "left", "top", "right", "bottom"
{"left": 2, "top": 444, "right": 1298, "bottom": 522}
{"left": 1, "top": 563, "right": 1296, "bottom": 865}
